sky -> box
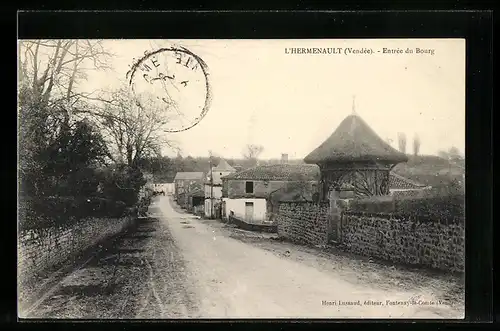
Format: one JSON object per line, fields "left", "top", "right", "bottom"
{"left": 79, "top": 39, "right": 465, "bottom": 160}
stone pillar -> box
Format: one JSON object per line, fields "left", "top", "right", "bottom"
{"left": 327, "top": 188, "right": 342, "bottom": 243}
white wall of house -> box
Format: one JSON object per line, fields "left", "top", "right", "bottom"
{"left": 204, "top": 184, "right": 222, "bottom": 198}
{"left": 204, "top": 185, "right": 223, "bottom": 218}
{"left": 224, "top": 198, "right": 267, "bottom": 223}
{"left": 211, "top": 170, "right": 234, "bottom": 185}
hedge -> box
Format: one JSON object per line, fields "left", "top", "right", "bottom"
{"left": 347, "top": 194, "right": 465, "bottom": 224}
{"left": 394, "top": 194, "right": 464, "bottom": 224}
{"left": 19, "top": 196, "right": 128, "bottom": 231}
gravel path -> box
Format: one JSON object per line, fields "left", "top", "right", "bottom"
{"left": 22, "top": 195, "right": 464, "bottom": 319}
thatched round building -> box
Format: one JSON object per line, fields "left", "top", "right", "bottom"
{"left": 304, "top": 114, "right": 408, "bottom": 200}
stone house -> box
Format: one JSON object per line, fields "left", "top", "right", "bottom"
{"left": 204, "top": 159, "right": 236, "bottom": 219}
{"left": 221, "top": 155, "right": 319, "bottom": 224}
{"left": 174, "top": 172, "right": 205, "bottom": 208}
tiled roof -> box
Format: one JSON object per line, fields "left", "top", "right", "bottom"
{"left": 174, "top": 172, "right": 205, "bottom": 180}
{"left": 221, "top": 164, "right": 423, "bottom": 190}
{"left": 389, "top": 172, "right": 426, "bottom": 190}
{"left": 304, "top": 114, "right": 408, "bottom": 164}
{"left": 222, "top": 164, "right": 320, "bottom": 181}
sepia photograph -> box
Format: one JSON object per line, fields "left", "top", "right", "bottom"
{"left": 17, "top": 39, "right": 465, "bottom": 319}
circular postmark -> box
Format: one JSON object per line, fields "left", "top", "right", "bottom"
{"left": 126, "top": 46, "right": 212, "bottom": 133}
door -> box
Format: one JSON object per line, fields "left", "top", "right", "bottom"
{"left": 245, "top": 202, "right": 254, "bottom": 223}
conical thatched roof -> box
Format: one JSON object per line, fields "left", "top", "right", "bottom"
{"left": 213, "top": 158, "right": 236, "bottom": 171}
{"left": 304, "top": 114, "right": 408, "bottom": 164}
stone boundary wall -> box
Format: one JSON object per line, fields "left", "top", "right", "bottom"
{"left": 276, "top": 202, "right": 329, "bottom": 246}
{"left": 341, "top": 212, "right": 465, "bottom": 272}
{"left": 274, "top": 202, "right": 464, "bottom": 273}
{"left": 17, "top": 216, "right": 135, "bottom": 285}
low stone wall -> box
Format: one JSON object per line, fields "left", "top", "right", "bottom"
{"left": 275, "top": 202, "right": 329, "bottom": 246}
{"left": 17, "top": 216, "right": 135, "bottom": 285}
{"left": 341, "top": 212, "right": 465, "bottom": 272}
{"left": 229, "top": 215, "right": 277, "bottom": 233}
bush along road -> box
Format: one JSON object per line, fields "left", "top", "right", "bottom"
{"left": 24, "top": 196, "right": 464, "bottom": 319}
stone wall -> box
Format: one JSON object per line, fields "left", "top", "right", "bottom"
{"left": 229, "top": 214, "right": 277, "bottom": 233}
{"left": 17, "top": 216, "right": 135, "bottom": 285}
{"left": 274, "top": 202, "right": 464, "bottom": 273}
{"left": 341, "top": 212, "right": 465, "bottom": 272}
{"left": 276, "top": 202, "right": 330, "bottom": 246}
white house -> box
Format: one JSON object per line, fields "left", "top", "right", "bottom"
{"left": 204, "top": 159, "right": 236, "bottom": 218}
{"left": 221, "top": 156, "right": 319, "bottom": 224}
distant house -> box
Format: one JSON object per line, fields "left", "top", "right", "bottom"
{"left": 153, "top": 182, "right": 175, "bottom": 195}
{"left": 204, "top": 159, "right": 236, "bottom": 219}
{"left": 221, "top": 155, "right": 319, "bottom": 224}
{"left": 188, "top": 188, "right": 205, "bottom": 215}
{"left": 174, "top": 172, "right": 205, "bottom": 208}
{"left": 388, "top": 172, "right": 431, "bottom": 197}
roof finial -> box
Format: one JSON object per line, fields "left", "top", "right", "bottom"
{"left": 352, "top": 95, "right": 356, "bottom": 115}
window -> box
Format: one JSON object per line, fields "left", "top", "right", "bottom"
{"left": 245, "top": 181, "right": 254, "bottom": 194}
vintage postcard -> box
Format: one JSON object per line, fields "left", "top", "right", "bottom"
{"left": 18, "top": 39, "right": 465, "bottom": 319}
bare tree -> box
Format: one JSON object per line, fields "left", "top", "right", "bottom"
{"left": 18, "top": 40, "right": 113, "bottom": 107}
{"left": 413, "top": 134, "right": 421, "bottom": 156}
{"left": 18, "top": 39, "right": 115, "bottom": 153}
{"left": 90, "top": 87, "right": 180, "bottom": 168}
{"left": 242, "top": 144, "right": 264, "bottom": 167}
{"left": 397, "top": 132, "right": 407, "bottom": 154}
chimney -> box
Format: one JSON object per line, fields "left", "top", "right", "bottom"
{"left": 281, "top": 153, "right": 289, "bottom": 164}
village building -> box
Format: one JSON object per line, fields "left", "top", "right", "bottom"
{"left": 188, "top": 188, "right": 205, "bottom": 215}
{"left": 388, "top": 172, "right": 431, "bottom": 197}
{"left": 304, "top": 110, "right": 408, "bottom": 201}
{"left": 204, "top": 159, "right": 236, "bottom": 219}
{"left": 303, "top": 106, "right": 410, "bottom": 242}
{"left": 173, "top": 172, "right": 205, "bottom": 209}
{"left": 221, "top": 154, "right": 319, "bottom": 224}
{"left": 153, "top": 182, "right": 175, "bottom": 195}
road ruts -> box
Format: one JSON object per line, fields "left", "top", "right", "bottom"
{"left": 22, "top": 205, "right": 199, "bottom": 319}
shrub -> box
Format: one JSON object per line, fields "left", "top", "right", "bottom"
{"left": 18, "top": 196, "right": 128, "bottom": 232}
{"left": 346, "top": 194, "right": 465, "bottom": 224}
{"left": 98, "top": 165, "right": 146, "bottom": 207}
{"left": 394, "top": 194, "right": 465, "bottom": 224}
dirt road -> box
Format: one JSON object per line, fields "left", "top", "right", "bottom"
{"left": 23, "top": 196, "right": 463, "bottom": 319}
{"left": 155, "top": 197, "right": 462, "bottom": 319}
